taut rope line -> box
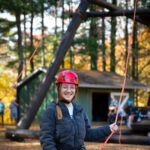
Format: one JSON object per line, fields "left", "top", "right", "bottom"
{"left": 99, "top": 0, "right": 138, "bottom": 149}
{"left": 118, "top": 0, "right": 138, "bottom": 145}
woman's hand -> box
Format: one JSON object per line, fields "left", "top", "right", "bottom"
{"left": 109, "top": 123, "right": 118, "bottom": 132}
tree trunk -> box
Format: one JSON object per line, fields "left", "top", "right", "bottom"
{"left": 125, "top": 0, "right": 130, "bottom": 79}
{"left": 132, "top": 23, "right": 138, "bottom": 80}
{"left": 89, "top": 5, "right": 98, "bottom": 70}
{"left": 6, "top": 128, "right": 40, "bottom": 140}
{"left": 132, "top": 22, "right": 138, "bottom": 105}
{"left": 102, "top": 16, "right": 106, "bottom": 71}
{"left": 30, "top": 0, "right": 34, "bottom": 72}
{"left": 23, "top": 12, "right": 27, "bottom": 77}
{"left": 61, "top": 0, "right": 65, "bottom": 68}
{"left": 110, "top": 0, "right": 117, "bottom": 72}
{"left": 15, "top": 11, "right": 23, "bottom": 121}
{"left": 15, "top": 11, "right": 23, "bottom": 82}
{"left": 132, "top": 1, "right": 139, "bottom": 105}
{"left": 125, "top": 0, "right": 128, "bottom": 69}
{"left": 41, "top": 1, "right": 45, "bottom": 67}
{"left": 53, "top": 1, "right": 58, "bottom": 55}
{"left": 69, "top": 0, "right": 73, "bottom": 68}
{"left": 69, "top": 48, "right": 73, "bottom": 68}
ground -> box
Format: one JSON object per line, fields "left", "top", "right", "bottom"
{"left": 0, "top": 124, "right": 150, "bottom": 150}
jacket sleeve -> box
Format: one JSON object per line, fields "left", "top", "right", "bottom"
{"left": 83, "top": 112, "right": 111, "bottom": 141}
{"left": 40, "top": 107, "right": 57, "bottom": 150}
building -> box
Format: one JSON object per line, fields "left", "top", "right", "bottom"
{"left": 16, "top": 67, "right": 148, "bottom": 122}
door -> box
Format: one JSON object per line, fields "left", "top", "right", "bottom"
{"left": 92, "top": 92, "right": 110, "bottom": 121}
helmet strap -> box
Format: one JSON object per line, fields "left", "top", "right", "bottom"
{"left": 61, "top": 99, "right": 72, "bottom": 104}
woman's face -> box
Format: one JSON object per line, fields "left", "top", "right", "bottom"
{"left": 59, "top": 83, "right": 76, "bottom": 102}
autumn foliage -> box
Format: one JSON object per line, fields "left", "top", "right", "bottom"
{"left": 0, "top": 72, "right": 16, "bottom": 124}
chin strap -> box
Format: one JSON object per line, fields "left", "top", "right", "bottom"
{"left": 61, "top": 99, "right": 72, "bottom": 104}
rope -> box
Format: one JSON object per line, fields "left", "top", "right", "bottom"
{"left": 118, "top": 0, "right": 138, "bottom": 145}
{"left": 0, "top": 0, "right": 62, "bottom": 100}
{"left": 118, "top": 6, "right": 126, "bottom": 146}
{"left": 53, "top": 0, "right": 62, "bottom": 17}
{"left": 1, "top": 34, "right": 44, "bottom": 100}
{"left": 99, "top": 0, "right": 138, "bottom": 149}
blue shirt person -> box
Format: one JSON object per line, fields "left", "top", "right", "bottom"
{"left": 0, "top": 99, "right": 5, "bottom": 125}
{"left": 9, "top": 100, "right": 18, "bottom": 125}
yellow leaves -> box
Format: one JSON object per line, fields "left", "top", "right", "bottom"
{"left": 136, "top": 27, "right": 150, "bottom": 106}
{"left": 74, "top": 55, "right": 90, "bottom": 70}
{"left": 0, "top": 72, "right": 16, "bottom": 124}
{"left": 138, "top": 28, "right": 150, "bottom": 49}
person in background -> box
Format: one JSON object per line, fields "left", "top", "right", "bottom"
{"left": 112, "top": 96, "right": 117, "bottom": 105}
{"left": 108, "top": 100, "right": 116, "bottom": 124}
{"left": 132, "top": 105, "right": 140, "bottom": 122}
{"left": 40, "top": 70, "right": 118, "bottom": 150}
{"left": 147, "top": 106, "right": 150, "bottom": 120}
{"left": 125, "top": 100, "right": 134, "bottom": 128}
{"left": 9, "top": 100, "right": 18, "bottom": 125}
{"left": 0, "top": 99, "right": 5, "bottom": 126}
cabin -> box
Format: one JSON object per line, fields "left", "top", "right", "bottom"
{"left": 16, "top": 67, "right": 148, "bottom": 123}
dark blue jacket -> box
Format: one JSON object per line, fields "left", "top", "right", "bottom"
{"left": 40, "top": 101, "right": 111, "bottom": 150}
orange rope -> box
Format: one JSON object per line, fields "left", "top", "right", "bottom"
{"left": 53, "top": 0, "right": 62, "bottom": 17}
{"left": 118, "top": 0, "right": 138, "bottom": 145}
{"left": 1, "top": 34, "right": 45, "bottom": 100}
{"left": 99, "top": 131, "right": 115, "bottom": 150}
{"left": 99, "top": 0, "right": 138, "bottom": 149}
{"left": 118, "top": 6, "right": 126, "bottom": 146}
{"left": 1, "top": 0, "right": 62, "bottom": 100}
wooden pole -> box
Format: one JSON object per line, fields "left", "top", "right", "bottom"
{"left": 108, "top": 135, "right": 150, "bottom": 145}
{"left": 85, "top": 9, "right": 150, "bottom": 17}
{"left": 6, "top": 128, "right": 40, "bottom": 140}
{"left": 17, "top": 0, "right": 90, "bottom": 129}
{"left": 6, "top": 128, "right": 150, "bottom": 145}
{"left": 88, "top": 0, "right": 150, "bottom": 26}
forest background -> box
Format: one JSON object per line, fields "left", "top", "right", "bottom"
{"left": 0, "top": 0, "right": 150, "bottom": 124}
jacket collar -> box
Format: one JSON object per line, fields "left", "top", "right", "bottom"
{"left": 58, "top": 100, "right": 83, "bottom": 116}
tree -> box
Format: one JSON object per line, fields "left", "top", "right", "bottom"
{"left": 102, "top": 16, "right": 106, "bottom": 71}
{"left": 110, "top": 0, "right": 117, "bottom": 72}
{"left": 88, "top": 4, "right": 99, "bottom": 70}
{"left": 0, "top": 0, "right": 29, "bottom": 81}
{"left": 40, "top": 0, "right": 46, "bottom": 67}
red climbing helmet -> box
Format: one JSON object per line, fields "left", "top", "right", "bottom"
{"left": 56, "top": 70, "right": 79, "bottom": 85}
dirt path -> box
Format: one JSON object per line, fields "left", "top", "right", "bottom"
{"left": 0, "top": 125, "right": 150, "bottom": 150}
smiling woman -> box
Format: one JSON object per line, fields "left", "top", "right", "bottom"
{"left": 40, "top": 70, "right": 118, "bottom": 150}
{"left": 59, "top": 83, "right": 76, "bottom": 103}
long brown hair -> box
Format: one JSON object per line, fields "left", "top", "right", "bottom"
{"left": 56, "top": 83, "right": 78, "bottom": 120}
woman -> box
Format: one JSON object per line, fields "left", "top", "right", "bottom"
{"left": 40, "top": 70, "right": 118, "bottom": 150}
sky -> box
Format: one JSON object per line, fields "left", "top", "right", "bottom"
{"left": 0, "top": 0, "right": 138, "bottom": 48}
